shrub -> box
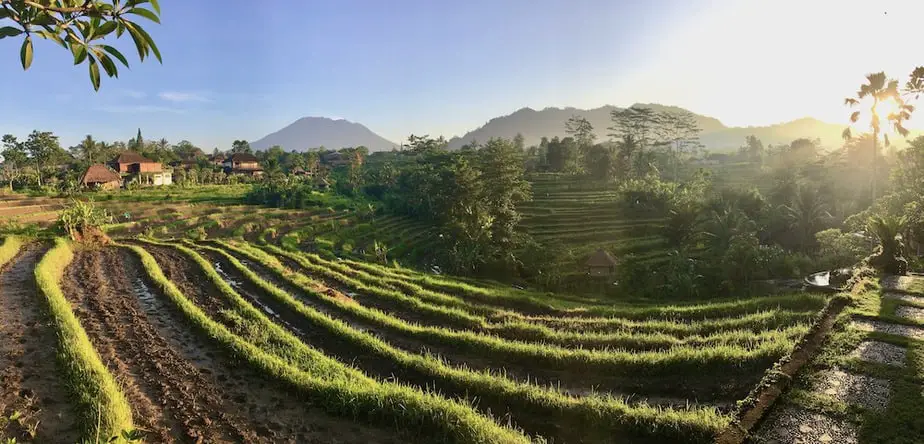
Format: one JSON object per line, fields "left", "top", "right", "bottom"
{"left": 57, "top": 199, "right": 112, "bottom": 243}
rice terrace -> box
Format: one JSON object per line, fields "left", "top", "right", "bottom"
{"left": 3, "top": 1, "right": 924, "bottom": 443}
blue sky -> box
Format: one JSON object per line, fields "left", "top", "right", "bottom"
{"left": 1, "top": 0, "right": 921, "bottom": 149}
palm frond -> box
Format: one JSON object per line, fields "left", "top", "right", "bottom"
{"left": 842, "top": 127, "right": 852, "bottom": 140}
{"left": 845, "top": 98, "right": 859, "bottom": 106}
{"left": 850, "top": 111, "right": 861, "bottom": 123}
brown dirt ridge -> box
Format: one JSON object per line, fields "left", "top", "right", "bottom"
{"left": 0, "top": 243, "right": 79, "bottom": 443}
{"left": 62, "top": 245, "right": 399, "bottom": 443}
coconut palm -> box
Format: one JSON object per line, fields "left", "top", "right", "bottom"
{"left": 781, "top": 186, "right": 831, "bottom": 253}
{"left": 843, "top": 72, "right": 913, "bottom": 201}
{"left": 78, "top": 135, "right": 97, "bottom": 163}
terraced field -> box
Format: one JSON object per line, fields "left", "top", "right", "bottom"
{"left": 521, "top": 174, "right": 670, "bottom": 281}
{"left": 0, "top": 234, "right": 832, "bottom": 443}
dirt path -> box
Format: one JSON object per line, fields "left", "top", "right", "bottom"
{"left": 0, "top": 244, "right": 79, "bottom": 443}
{"left": 64, "top": 246, "right": 399, "bottom": 444}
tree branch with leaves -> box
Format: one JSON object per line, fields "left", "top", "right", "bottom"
{"left": 0, "top": 0, "right": 162, "bottom": 90}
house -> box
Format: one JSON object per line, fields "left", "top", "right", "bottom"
{"left": 109, "top": 151, "right": 172, "bottom": 187}
{"left": 110, "top": 151, "right": 162, "bottom": 174}
{"left": 291, "top": 166, "right": 313, "bottom": 177}
{"left": 585, "top": 248, "right": 618, "bottom": 277}
{"left": 223, "top": 153, "right": 263, "bottom": 176}
{"left": 80, "top": 164, "right": 122, "bottom": 190}
{"left": 209, "top": 153, "right": 226, "bottom": 166}
{"left": 321, "top": 151, "right": 350, "bottom": 167}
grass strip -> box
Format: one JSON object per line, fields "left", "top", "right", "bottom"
{"left": 0, "top": 235, "right": 24, "bottom": 267}
{"left": 197, "top": 242, "right": 729, "bottom": 443}
{"left": 285, "top": 248, "right": 810, "bottom": 349}
{"left": 34, "top": 239, "right": 134, "bottom": 441}
{"left": 125, "top": 241, "right": 530, "bottom": 444}
{"left": 227, "top": 240, "right": 793, "bottom": 380}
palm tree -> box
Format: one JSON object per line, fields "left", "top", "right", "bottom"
{"left": 79, "top": 135, "right": 96, "bottom": 163}
{"left": 867, "top": 215, "right": 908, "bottom": 275}
{"left": 843, "top": 72, "right": 913, "bottom": 201}
{"left": 781, "top": 186, "right": 831, "bottom": 253}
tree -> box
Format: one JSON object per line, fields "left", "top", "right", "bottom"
{"left": 348, "top": 147, "right": 365, "bottom": 192}
{"left": 781, "top": 186, "right": 831, "bottom": 253}
{"left": 659, "top": 111, "right": 701, "bottom": 180}
{"left": 866, "top": 215, "right": 908, "bottom": 275}
{"left": 231, "top": 140, "right": 252, "bottom": 154}
{"left": 128, "top": 127, "right": 144, "bottom": 150}
{"left": 1, "top": 134, "right": 27, "bottom": 190}
{"left": 565, "top": 115, "right": 596, "bottom": 147}
{"left": 407, "top": 134, "right": 448, "bottom": 155}
{"left": 75, "top": 134, "right": 98, "bottom": 163}
{"left": 546, "top": 136, "right": 578, "bottom": 173}
{"left": 584, "top": 144, "right": 615, "bottom": 180}
{"left": 23, "top": 130, "right": 66, "bottom": 187}
{"left": 478, "top": 138, "right": 530, "bottom": 249}
{"left": 0, "top": 0, "right": 162, "bottom": 90}
{"left": 740, "top": 135, "right": 764, "bottom": 163}
{"left": 609, "top": 107, "right": 663, "bottom": 178}
{"left": 843, "top": 72, "right": 914, "bottom": 201}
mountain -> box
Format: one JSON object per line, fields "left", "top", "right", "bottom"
{"left": 447, "top": 104, "right": 849, "bottom": 152}
{"left": 251, "top": 117, "right": 398, "bottom": 152}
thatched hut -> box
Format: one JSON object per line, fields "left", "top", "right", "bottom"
{"left": 585, "top": 248, "right": 618, "bottom": 277}
{"left": 81, "top": 164, "right": 122, "bottom": 190}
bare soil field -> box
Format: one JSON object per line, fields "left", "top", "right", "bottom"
{"left": 62, "top": 246, "right": 402, "bottom": 444}
{"left": 0, "top": 244, "right": 78, "bottom": 443}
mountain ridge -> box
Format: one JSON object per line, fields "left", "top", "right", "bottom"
{"left": 446, "top": 104, "right": 848, "bottom": 151}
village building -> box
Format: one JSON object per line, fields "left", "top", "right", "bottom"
{"left": 209, "top": 153, "right": 226, "bottom": 167}
{"left": 585, "top": 248, "right": 618, "bottom": 277}
{"left": 291, "top": 166, "right": 313, "bottom": 177}
{"left": 321, "top": 151, "right": 350, "bottom": 167}
{"left": 80, "top": 164, "right": 122, "bottom": 190}
{"left": 109, "top": 151, "right": 173, "bottom": 186}
{"left": 223, "top": 152, "right": 263, "bottom": 176}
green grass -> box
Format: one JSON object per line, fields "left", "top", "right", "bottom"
{"left": 192, "top": 241, "right": 729, "bottom": 443}
{"left": 34, "top": 239, "right": 134, "bottom": 442}
{"left": 126, "top": 240, "right": 531, "bottom": 444}
{"left": 247, "top": 242, "right": 810, "bottom": 350}
{"left": 0, "top": 235, "right": 24, "bottom": 267}
{"left": 220, "top": 241, "right": 796, "bottom": 392}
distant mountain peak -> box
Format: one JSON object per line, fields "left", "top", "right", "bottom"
{"left": 251, "top": 116, "right": 397, "bottom": 152}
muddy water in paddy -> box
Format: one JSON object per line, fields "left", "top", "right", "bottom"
{"left": 0, "top": 244, "right": 79, "bottom": 443}
{"left": 64, "top": 246, "right": 400, "bottom": 444}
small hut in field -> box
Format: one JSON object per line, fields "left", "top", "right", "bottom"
{"left": 81, "top": 164, "right": 122, "bottom": 190}
{"left": 585, "top": 248, "right": 618, "bottom": 277}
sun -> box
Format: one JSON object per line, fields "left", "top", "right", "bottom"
{"left": 874, "top": 97, "right": 900, "bottom": 119}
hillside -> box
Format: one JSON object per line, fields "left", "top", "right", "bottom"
{"left": 447, "top": 104, "right": 848, "bottom": 152}
{"left": 251, "top": 117, "right": 398, "bottom": 152}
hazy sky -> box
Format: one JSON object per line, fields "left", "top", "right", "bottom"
{"left": 1, "top": 0, "right": 921, "bottom": 149}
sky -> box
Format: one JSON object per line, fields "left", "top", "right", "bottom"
{"left": 0, "top": 0, "right": 922, "bottom": 150}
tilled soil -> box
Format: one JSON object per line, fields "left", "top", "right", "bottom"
{"left": 64, "top": 246, "right": 399, "bottom": 443}
{"left": 0, "top": 244, "right": 78, "bottom": 443}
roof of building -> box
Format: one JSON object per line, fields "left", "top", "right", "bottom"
{"left": 210, "top": 153, "right": 226, "bottom": 162}
{"left": 228, "top": 152, "right": 258, "bottom": 162}
{"left": 585, "top": 249, "right": 618, "bottom": 268}
{"left": 112, "top": 151, "right": 155, "bottom": 164}
{"left": 81, "top": 164, "right": 122, "bottom": 184}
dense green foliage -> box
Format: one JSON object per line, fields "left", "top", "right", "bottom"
{"left": 0, "top": 0, "right": 162, "bottom": 90}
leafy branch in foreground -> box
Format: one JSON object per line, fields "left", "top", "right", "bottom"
{"left": 0, "top": 0, "right": 162, "bottom": 90}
